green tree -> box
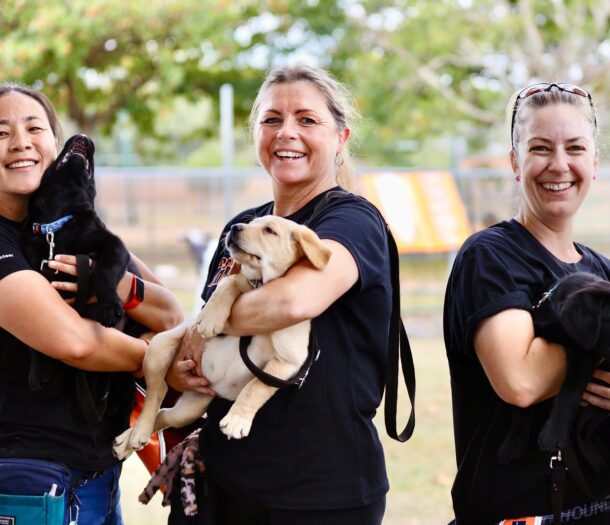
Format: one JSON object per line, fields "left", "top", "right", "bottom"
{"left": 0, "top": 0, "right": 347, "bottom": 161}
{"left": 334, "top": 0, "right": 610, "bottom": 165}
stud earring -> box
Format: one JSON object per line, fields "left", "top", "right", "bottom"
{"left": 515, "top": 175, "right": 521, "bottom": 182}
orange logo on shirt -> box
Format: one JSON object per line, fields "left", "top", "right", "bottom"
{"left": 208, "top": 257, "right": 236, "bottom": 288}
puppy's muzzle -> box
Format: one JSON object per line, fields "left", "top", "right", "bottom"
{"left": 59, "top": 135, "right": 94, "bottom": 178}
{"left": 225, "top": 224, "right": 244, "bottom": 249}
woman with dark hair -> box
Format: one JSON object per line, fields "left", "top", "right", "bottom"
{"left": 0, "top": 82, "right": 183, "bottom": 524}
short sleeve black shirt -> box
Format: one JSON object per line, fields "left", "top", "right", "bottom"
{"left": 199, "top": 188, "right": 392, "bottom": 509}
{"left": 0, "top": 216, "right": 132, "bottom": 470}
{"left": 444, "top": 219, "right": 610, "bottom": 523}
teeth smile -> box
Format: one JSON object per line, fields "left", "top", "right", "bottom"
{"left": 7, "top": 160, "right": 36, "bottom": 169}
{"left": 275, "top": 151, "right": 305, "bottom": 159}
{"left": 542, "top": 182, "right": 572, "bottom": 191}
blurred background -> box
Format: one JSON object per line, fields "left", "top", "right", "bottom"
{"left": 4, "top": 0, "right": 610, "bottom": 523}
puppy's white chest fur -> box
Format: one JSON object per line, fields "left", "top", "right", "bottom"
{"left": 201, "top": 334, "right": 273, "bottom": 399}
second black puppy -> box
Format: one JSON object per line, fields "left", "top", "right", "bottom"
{"left": 497, "top": 271, "right": 610, "bottom": 463}
{"left": 22, "top": 134, "right": 130, "bottom": 328}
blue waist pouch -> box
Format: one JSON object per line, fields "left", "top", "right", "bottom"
{"left": 0, "top": 458, "right": 74, "bottom": 524}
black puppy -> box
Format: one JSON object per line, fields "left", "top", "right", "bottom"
{"left": 23, "top": 134, "right": 130, "bottom": 328}
{"left": 22, "top": 134, "right": 133, "bottom": 421}
{"left": 497, "top": 271, "right": 610, "bottom": 463}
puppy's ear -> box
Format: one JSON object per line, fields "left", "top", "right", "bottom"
{"left": 558, "top": 292, "right": 603, "bottom": 350}
{"left": 293, "top": 226, "right": 331, "bottom": 270}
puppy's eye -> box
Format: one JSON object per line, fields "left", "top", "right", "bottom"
{"left": 263, "top": 226, "right": 277, "bottom": 235}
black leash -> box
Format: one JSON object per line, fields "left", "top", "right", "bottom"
{"left": 236, "top": 218, "right": 416, "bottom": 442}
{"left": 238, "top": 326, "right": 320, "bottom": 390}
{"left": 383, "top": 225, "right": 416, "bottom": 442}
{"left": 72, "top": 253, "right": 111, "bottom": 424}
{"left": 72, "top": 253, "right": 93, "bottom": 313}
{"left": 550, "top": 449, "right": 568, "bottom": 524}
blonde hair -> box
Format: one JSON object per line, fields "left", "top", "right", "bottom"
{"left": 249, "top": 63, "right": 359, "bottom": 190}
{"left": 508, "top": 84, "right": 598, "bottom": 155}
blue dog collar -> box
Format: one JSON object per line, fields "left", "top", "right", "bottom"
{"left": 32, "top": 215, "right": 74, "bottom": 235}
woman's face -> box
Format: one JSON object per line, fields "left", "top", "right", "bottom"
{"left": 512, "top": 103, "right": 598, "bottom": 227}
{"left": 254, "top": 81, "right": 349, "bottom": 192}
{"left": 0, "top": 92, "right": 58, "bottom": 204}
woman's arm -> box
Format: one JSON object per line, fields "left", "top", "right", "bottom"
{"left": 0, "top": 269, "right": 146, "bottom": 372}
{"left": 222, "top": 239, "right": 359, "bottom": 335}
{"left": 116, "top": 252, "right": 183, "bottom": 331}
{"left": 49, "top": 252, "right": 184, "bottom": 332}
{"left": 474, "top": 308, "right": 567, "bottom": 407}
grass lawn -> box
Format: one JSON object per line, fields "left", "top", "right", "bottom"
{"left": 120, "top": 337, "right": 456, "bottom": 525}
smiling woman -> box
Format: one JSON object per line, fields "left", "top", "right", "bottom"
{"left": 165, "top": 63, "right": 394, "bottom": 525}
{"left": 511, "top": 89, "right": 599, "bottom": 245}
{"left": 253, "top": 81, "right": 350, "bottom": 215}
{"left": 0, "top": 92, "right": 59, "bottom": 219}
{"left": 443, "top": 83, "right": 610, "bottom": 524}
{"left": 0, "top": 82, "right": 183, "bottom": 525}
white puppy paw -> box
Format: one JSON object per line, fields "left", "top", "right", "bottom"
{"left": 219, "top": 413, "right": 253, "bottom": 439}
{"left": 126, "top": 422, "right": 154, "bottom": 452}
{"left": 196, "top": 308, "right": 227, "bottom": 339}
{"left": 113, "top": 428, "right": 136, "bottom": 460}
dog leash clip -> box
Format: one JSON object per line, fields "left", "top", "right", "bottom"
{"left": 533, "top": 282, "right": 560, "bottom": 309}
{"left": 549, "top": 449, "right": 566, "bottom": 470}
{"left": 295, "top": 349, "right": 320, "bottom": 389}
{"left": 40, "top": 231, "right": 58, "bottom": 273}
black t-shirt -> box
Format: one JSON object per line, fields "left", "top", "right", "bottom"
{"left": 444, "top": 219, "right": 610, "bottom": 524}
{"left": 199, "top": 188, "right": 392, "bottom": 509}
{"left": 0, "top": 215, "right": 133, "bottom": 470}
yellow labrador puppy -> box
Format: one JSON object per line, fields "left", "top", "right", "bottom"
{"left": 113, "top": 216, "right": 331, "bottom": 458}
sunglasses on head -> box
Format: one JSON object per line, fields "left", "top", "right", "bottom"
{"left": 510, "top": 82, "right": 596, "bottom": 148}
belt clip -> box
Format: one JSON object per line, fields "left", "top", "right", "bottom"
{"left": 549, "top": 449, "right": 566, "bottom": 470}
{"left": 68, "top": 501, "right": 80, "bottom": 525}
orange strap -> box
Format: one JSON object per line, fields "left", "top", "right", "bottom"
{"left": 131, "top": 385, "right": 190, "bottom": 474}
{"left": 499, "top": 518, "right": 542, "bottom": 525}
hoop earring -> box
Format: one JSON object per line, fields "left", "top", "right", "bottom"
{"left": 335, "top": 153, "right": 344, "bottom": 167}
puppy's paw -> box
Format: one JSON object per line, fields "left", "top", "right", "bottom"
{"left": 196, "top": 308, "right": 227, "bottom": 339}
{"left": 113, "top": 428, "right": 136, "bottom": 460}
{"left": 98, "top": 296, "right": 125, "bottom": 327}
{"left": 219, "top": 413, "right": 253, "bottom": 440}
{"left": 537, "top": 421, "right": 564, "bottom": 452}
{"left": 126, "top": 422, "right": 154, "bottom": 452}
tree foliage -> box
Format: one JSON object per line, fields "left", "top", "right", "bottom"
{"left": 334, "top": 0, "right": 610, "bottom": 164}
{"left": 2, "top": 0, "right": 610, "bottom": 165}
{"left": 0, "top": 0, "right": 347, "bottom": 159}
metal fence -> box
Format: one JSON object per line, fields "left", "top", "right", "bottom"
{"left": 95, "top": 166, "right": 610, "bottom": 335}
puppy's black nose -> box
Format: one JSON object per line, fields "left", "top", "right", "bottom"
{"left": 226, "top": 223, "right": 243, "bottom": 247}
{"left": 229, "top": 224, "right": 243, "bottom": 239}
